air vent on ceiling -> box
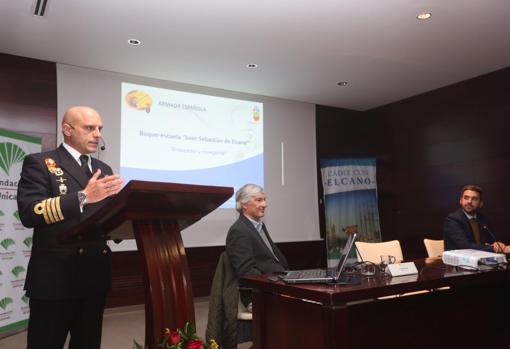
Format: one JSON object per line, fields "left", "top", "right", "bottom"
{"left": 33, "top": 0, "right": 50, "bottom": 17}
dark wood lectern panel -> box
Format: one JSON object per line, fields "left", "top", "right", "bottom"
{"left": 134, "top": 219, "right": 195, "bottom": 347}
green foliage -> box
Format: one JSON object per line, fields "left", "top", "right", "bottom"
{"left": 132, "top": 340, "right": 144, "bottom": 349}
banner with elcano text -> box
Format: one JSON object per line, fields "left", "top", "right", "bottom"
{"left": 0, "top": 129, "right": 41, "bottom": 337}
{"left": 320, "top": 158, "right": 381, "bottom": 267}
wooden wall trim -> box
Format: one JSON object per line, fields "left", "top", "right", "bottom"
{"left": 0, "top": 52, "right": 57, "bottom": 150}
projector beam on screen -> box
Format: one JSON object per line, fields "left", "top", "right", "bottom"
{"left": 120, "top": 82, "right": 264, "bottom": 208}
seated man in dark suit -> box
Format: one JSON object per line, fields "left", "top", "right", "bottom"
{"left": 443, "top": 184, "right": 505, "bottom": 252}
{"left": 226, "top": 184, "right": 289, "bottom": 308}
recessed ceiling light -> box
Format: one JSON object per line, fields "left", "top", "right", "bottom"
{"left": 32, "top": 0, "right": 50, "bottom": 17}
{"left": 127, "top": 38, "right": 142, "bottom": 46}
{"left": 417, "top": 13, "right": 432, "bottom": 20}
{"left": 246, "top": 63, "right": 258, "bottom": 69}
{"left": 337, "top": 81, "right": 348, "bottom": 86}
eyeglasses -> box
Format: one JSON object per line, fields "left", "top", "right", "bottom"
{"left": 66, "top": 123, "right": 103, "bottom": 133}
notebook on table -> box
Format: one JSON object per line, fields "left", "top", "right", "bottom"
{"left": 280, "top": 232, "right": 359, "bottom": 284}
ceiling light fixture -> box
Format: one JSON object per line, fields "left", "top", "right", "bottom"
{"left": 337, "top": 81, "right": 348, "bottom": 86}
{"left": 417, "top": 12, "right": 432, "bottom": 20}
{"left": 127, "top": 39, "right": 142, "bottom": 46}
{"left": 246, "top": 63, "right": 258, "bottom": 69}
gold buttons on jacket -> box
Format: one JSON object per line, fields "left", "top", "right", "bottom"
{"left": 78, "top": 248, "right": 84, "bottom": 254}
{"left": 102, "top": 249, "right": 108, "bottom": 254}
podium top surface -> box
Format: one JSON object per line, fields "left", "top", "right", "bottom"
{"left": 59, "top": 180, "right": 233, "bottom": 242}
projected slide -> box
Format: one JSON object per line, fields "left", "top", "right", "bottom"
{"left": 120, "top": 83, "right": 264, "bottom": 207}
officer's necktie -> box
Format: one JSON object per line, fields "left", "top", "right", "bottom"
{"left": 79, "top": 155, "right": 92, "bottom": 178}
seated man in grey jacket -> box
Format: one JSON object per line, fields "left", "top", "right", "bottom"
{"left": 226, "top": 184, "right": 289, "bottom": 308}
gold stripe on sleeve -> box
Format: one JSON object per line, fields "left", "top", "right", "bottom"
{"left": 54, "top": 196, "right": 64, "bottom": 221}
{"left": 34, "top": 196, "right": 65, "bottom": 225}
{"left": 50, "top": 198, "right": 60, "bottom": 223}
{"left": 34, "top": 202, "right": 50, "bottom": 224}
{"left": 45, "top": 198, "right": 56, "bottom": 224}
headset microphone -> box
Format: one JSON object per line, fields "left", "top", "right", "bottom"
{"left": 100, "top": 137, "right": 106, "bottom": 151}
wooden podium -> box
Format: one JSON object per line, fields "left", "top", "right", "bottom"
{"left": 59, "top": 180, "right": 233, "bottom": 348}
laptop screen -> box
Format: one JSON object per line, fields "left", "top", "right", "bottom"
{"left": 333, "top": 232, "right": 357, "bottom": 281}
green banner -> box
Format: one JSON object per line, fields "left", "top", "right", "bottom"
{"left": 0, "top": 129, "right": 41, "bottom": 336}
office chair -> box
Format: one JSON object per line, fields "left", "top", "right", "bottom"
{"left": 355, "top": 240, "right": 404, "bottom": 264}
{"left": 423, "top": 239, "right": 444, "bottom": 258}
{"left": 355, "top": 240, "right": 431, "bottom": 298}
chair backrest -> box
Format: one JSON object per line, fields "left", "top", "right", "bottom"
{"left": 355, "top": 240, "right": 404, "bottom": 264}
{"left": 423, "top": 239, "right": 444, "bottom": 257}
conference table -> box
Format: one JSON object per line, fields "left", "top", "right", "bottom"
{"left": 242, "top": 257, "right": 510, "bottom": 349}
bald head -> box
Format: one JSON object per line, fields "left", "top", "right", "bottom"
{"left": 62, "top": 106, "right": 98, "bottom": 126}
{"left": 62, "top": 106, "right": 103, "bottom": 154}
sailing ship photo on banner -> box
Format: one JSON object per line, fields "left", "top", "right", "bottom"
{"left": 320, "top": 158, "right": 381, "bottom": 267}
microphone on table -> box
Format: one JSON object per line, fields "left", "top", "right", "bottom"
{"left": 482, "top": 225, "right": 497, "bottom": 243}
{"left": 482, "top": 225, "right": 505, "bottom": 254}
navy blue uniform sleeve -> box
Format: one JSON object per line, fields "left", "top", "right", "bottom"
{"left": 17, "top": 154, "right": 80, "bottom": 228}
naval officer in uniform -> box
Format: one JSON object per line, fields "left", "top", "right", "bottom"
{"left": 17, "top": 106, "right": 123, "bottom": 349}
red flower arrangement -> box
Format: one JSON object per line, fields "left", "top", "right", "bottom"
{"left": 133, "top": 322, "right": 218, "bottom": 349}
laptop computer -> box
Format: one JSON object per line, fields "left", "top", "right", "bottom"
{"left": 280, "top": 232, "right": 359, "bottom": 284}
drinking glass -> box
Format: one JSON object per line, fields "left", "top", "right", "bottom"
{"left": 380, "top": 255, "right": 396, "bottom": 277}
